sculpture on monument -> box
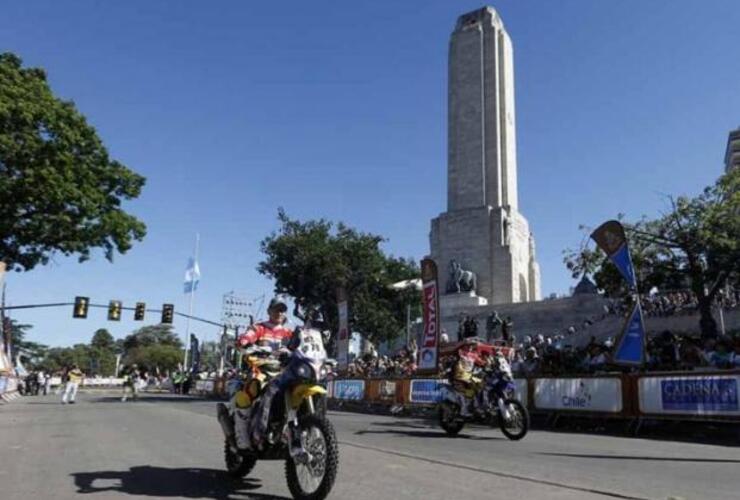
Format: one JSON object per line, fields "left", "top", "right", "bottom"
{"left": 446, "top": 259, "right": 477, "bottom": 294}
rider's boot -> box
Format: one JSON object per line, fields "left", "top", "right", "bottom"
{"left": 457, "top": 392, "right": 472, "bottom": 417}
{"left": 234, "top": 407, "right": 253, "bottom": 450}
{"left": 217, "top": 402, "right": 236, "bottom": 446}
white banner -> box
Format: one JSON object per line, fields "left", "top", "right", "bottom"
{"left": 514, "top": 379, "right": 528, "bottom": 408}
{"left": 534, "top": 377, "right": 622, "bottom": 413}
{"left": 638, "top": 374, "right": 740, "bottom": 416}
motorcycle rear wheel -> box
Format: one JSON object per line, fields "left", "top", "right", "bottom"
{"left": 285, "top": 415, "right": 339, "bottom": 500}
{"left": 498, "top": 399, "right": 529, "bottom": 441}
{"left": 438, "top": 402, "right": 465, "bottom": 436}
{"left": 224, "top": 440, "right": 257, "bottom": 478}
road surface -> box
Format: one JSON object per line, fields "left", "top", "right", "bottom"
{"left": 0, "top": 393, "right": 737, "bottom": 499}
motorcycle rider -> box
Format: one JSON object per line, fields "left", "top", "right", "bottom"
{"left": 452, "top": 339, "right": 485, "bottom": 417}
{"left": 221, "top": 298, "right": 293, "bottom": 451}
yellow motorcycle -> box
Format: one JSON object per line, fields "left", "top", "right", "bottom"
{"left": 218, "top": 327, "right": 338, "bottom": 500}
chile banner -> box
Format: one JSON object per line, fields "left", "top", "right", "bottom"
{"left": 336, "top": 288, "right": 349, "bottom": 370}
{"left": 590, "top": 220, "right": 637, "bottom": 289}
{"left": 419, "top": 258, "right": 441, "bottom": 371}
{"left": 591, "top": 220, "right": 645, "bottom": 365}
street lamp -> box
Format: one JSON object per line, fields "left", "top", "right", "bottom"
{"left": 389, "top": 279, "right": 422, "bottom": 346}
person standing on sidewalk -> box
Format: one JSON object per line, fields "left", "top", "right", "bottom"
{"left": 62, "top": 364, "right": 84, "bottom": 404}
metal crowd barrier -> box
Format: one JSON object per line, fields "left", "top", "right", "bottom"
{"left": 324, "top": 370, "right": 740, "bottom": 424}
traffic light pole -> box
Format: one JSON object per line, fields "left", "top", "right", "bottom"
{"left": 0, "top": 302, "right": 225, "bottom": 328}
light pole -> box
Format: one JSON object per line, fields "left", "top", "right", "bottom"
{"left": 389, "top": 278, "right": 422, "bottom": 346}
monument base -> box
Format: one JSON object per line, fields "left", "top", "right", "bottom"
{"left": 440, "top": 292, "right": 489, "bottom": 313}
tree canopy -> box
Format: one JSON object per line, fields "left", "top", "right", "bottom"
{"left": 258, "top": 209, "right": 421, "bottom": 348}
{"left": 564, "top": 168, "right": 739, "bottom": 337}
{"left": 0, "top": 52, "right": 146, "bottom": 271}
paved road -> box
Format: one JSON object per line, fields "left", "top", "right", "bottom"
{"left": 0, "top": 393, "right": 738, "bottom": 500}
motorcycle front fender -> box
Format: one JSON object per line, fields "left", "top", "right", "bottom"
{"left": 289, "top": 383, "right": 327, "bottom": 410}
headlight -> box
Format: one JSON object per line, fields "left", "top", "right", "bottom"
{"left": 295, "top": 363, "right": 313, "bottom": 380}
{"left": 319, "top": 365, "right": 328, "bottom": 380}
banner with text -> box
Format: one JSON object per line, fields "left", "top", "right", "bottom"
{"left": 333, "top": 379, "right": 365, "bottom": 400}
{"left": 534, "top": 377, "right": 623, "bottom": 413}
{"left": 419, "top": 258, "right": 441, "bottom": 371}
{"left": 639, "top": 374, "right": 740, "bottom": 416}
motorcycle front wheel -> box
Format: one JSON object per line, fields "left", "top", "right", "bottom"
{"left": 498, "top": 399, "right": 529, "bottom": 441}
{"left": 285, "top": 415, "right": 338, "bottom": 500}
{"left": 224, "top": 440, "right": 257, "bottom": 478}
{"left": 438, "top": 401, "right": 465, "bottom": 436}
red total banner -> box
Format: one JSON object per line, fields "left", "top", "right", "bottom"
{"left": 419, "top": 258, "right": 440, "bottom": 371}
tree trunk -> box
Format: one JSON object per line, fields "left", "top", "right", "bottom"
{"left": 697, "top": 297, "right": 718, "bottom": 339}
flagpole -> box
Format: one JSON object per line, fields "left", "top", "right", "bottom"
{"left": 183, "top": 233, "right": 200, "bottom": 372}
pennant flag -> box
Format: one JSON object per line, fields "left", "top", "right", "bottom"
{"left": 184, "top": 257, "right": 201, "bottom": 294}
{"left": 612, "top": 302, "right": 647, "bottom": 365}
{"left": 591, "top": 220, "right": 637, "bottom": 288}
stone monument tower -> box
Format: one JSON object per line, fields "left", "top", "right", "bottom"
{"left": 430, "top": 6, "right": 541, "bottom": 305}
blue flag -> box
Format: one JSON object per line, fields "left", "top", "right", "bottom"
{"left": 591, "top": 220, "right": 637, "bottom": 290}
{"left": 613, "top": 302, "right": 646, "bottom": 365}
{"left": 184, "top": 257, "right": 201, "bottom": 294}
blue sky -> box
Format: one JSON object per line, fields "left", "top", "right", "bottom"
{"left": 2, "top": 1, "right": 738, "bottom": 347}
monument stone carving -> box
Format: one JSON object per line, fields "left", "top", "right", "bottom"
{"left": 430, "top": 6, "right": 541, "bottom": 306}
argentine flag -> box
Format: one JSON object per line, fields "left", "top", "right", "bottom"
{"left": 184, "top": 257, "right": 201, "bottom": 294}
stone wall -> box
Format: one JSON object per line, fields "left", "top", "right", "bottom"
{"left": 441, "top": 293, "right": 740, "bottom": 347}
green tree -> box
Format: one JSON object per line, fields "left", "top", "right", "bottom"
{"left": 89, "top": 329, "right": 117, "bottom": 375}
{"left": 125, "top": 344, "right": 182, "bottom": 374}
{"left": 0, "top": 53, "right": 146, "bottom": 271}
{"left": 90, "top": 328, "right": 115, "bottom": 351}
{"left": 122, "top": 324, "right": 183, "bottom": 373}
{"left": 564, "top": 168, "right": 740, "bottom": 337}
{"left": 123, "top": 324, "right": 182, "bottom": 351}
{"left": 258, "top": 209, "right": 421, "bottom": 348}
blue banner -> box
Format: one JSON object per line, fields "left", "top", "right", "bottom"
{"left": 334, "top": 380, "right": 365, "bottom": 400}
{"left": 409, "top": 379, "right": 444, "bottom": 403}
{"left": 613, "top": 302, "right": 646, "bottom": 365}
{"left": 661, "top": 378, "right": 738, "bottom": 412}
{"left": 610, "top": 244, "right": 637, "bottom": 288}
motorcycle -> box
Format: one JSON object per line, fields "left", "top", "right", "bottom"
{"left": 217, "top": 327, "right": 338, "bottom": 500}
{"left": 437, "top": 357, "right": 529, "bottom": 440}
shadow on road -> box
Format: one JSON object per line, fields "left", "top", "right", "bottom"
{"left": 71, "top": 466, "right": 289, "bottom": 500}
{"left": 355, "top": 428, "right": 503, "bottom": 440}
{"left": 538, "top": 452, "right": 740, "bottom": 464}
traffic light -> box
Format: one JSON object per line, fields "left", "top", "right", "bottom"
{"left": 73, "top": 296, "right": 89, "bottom": 319}
{"left": 134, "top": 302, "right": 146, "bottom": 321}
{"left": 161, "top": 303, "right": 174, "bottom": 324}
{"left": 108, "top": 300, "right": 122, "bottom": 321}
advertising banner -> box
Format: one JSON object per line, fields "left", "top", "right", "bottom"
{"left": 419, "top": 258, "right": 441, "bottom": 371}
{"left": 333, "top": 379, "right": 365, "bottom": 400}
{"left": 534, "top": 378, "right": 623, "bottom": 413}
{"left": 336, "top": 288, "right": 349, "bottom": 370}
{"left": 613, "top": 302, "right": 647, "bottom": 366}
{"left": 514, "top": 379, "right": 528, "bottom": 409}
{"left": 409, "top": 379, "right": 446, "bottom": 403}
{"left": 639, "top": 374, "right": 740, "bottom": 416}
{"left": 326, "top": 380, "right": 334, "bottom": 399}
{"left": 379, "top": 380, "right": 397, "bottom": 400}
